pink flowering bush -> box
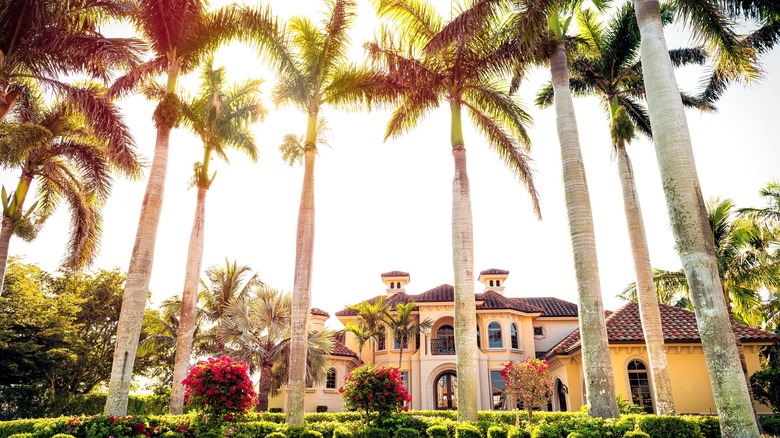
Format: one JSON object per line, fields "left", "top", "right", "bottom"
{"left": 182, "top": 355, "right": 257, "bottom": 419}
{"left": 339, "top": 365, "right": 411, "bottom": 421}
{"left": 501, "top": 358, "right": 554, "bottom": 422}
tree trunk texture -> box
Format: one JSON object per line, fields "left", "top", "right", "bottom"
{"left": 0, "top": 90, "right": 21, "bottom": 123}
{"left": 0, "top": 217, "right": 14, "bottom": 295}
{"left": 105, "top": 124, "right": 172, "bottom": 416}
{"left": 169, "top": 186, "right": 208, "bottom": 414}
{"left": 286, "top": 113, "right": 318, "bottom": 425}
{"left": 550, "top": 41, "right": 618, "bottom": 419}
{"left": 634, "top": 1, "right": 759, "bottom": 435}
{"left": 615, "top": 142, "right": 675, "bottom": 414}
{"left": 257, "top": 363, "right": 273, "bottom": 412}
{"left": 451, "top": 100, "right": 479, "bottom": 422}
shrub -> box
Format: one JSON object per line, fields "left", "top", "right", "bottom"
{"left": 751, "top": 367, "right": 780, "bottom": 413}
{"left": 334, "top": 426, "right": 356, "bottom": 438}
{"left": 49, "top": 435, "right": 75, "bottom": 438}
{"left": 686, "top": 416, "right": 719, "bottom": 438}
{"left": 760, "top": 415, "right": 780, "bottom": 434}
{"left": 637, "top": 416, "right": 700, "bottom": 438}
{"left": 317, "top": 406, "right": 329, "bottom": 413}
{"left": 267, "top": 432, "right": 288, "bottom": 438}
{"left": 7, "top": 434, "right": 33, "bottom": 438}
{"left": 303, "top": 430, "right": 324, "bottom": 438}
{"left": 487, "top": 425, "right": 508, "bottom": 438}
{"left": 623, "top": 431, "right": 651, "bottom": 438}
{"left": 340, "top": 366, "right": 411, "bottom": 421}
{"left": 427, "top": 424, "right": 450, "bottom": 438}
{"left": 366, "top": 426, "right": 390, "bottom": 438}
{"left": 501, "top": 359, "right": 554, "bottom": 423}
{"left": 455, "top": 424, "right": 481, "bottom": 438}
{"left": 182, "top": 356, "right": 257, "bottom": 418}
{"left": 395, "top": 427, "right": 422, "bottom": 438}
{"left": 507, "top": 427, "right": 531, "bottom": 438}
{"left": 231, "top": 420, "right": 284, "bottom": 438}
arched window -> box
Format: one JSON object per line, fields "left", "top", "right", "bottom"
{"left": 488, "top": 322, "right": 502, "bottom": 348}
{"left": 628, "top": 360, "right": 654, "bottom": 413}
{"left": 476, "top": 325, "right": 481, "bottom": 349}
{"left": 489, "top": 280, "right": 494, "bottom": 287}
{"left": 496, "top": 280, "right": 500, "bottom": 286}
{"left": 326, "top": 367, "right": 337, "bottom": 389}
{"left": 377, "top": 330, "right": 386, "bottom": 351}
{"left": 397, "top": 282, "right": 401, "bottom": 288}
{"left": 390, "top": 282, "right": 395, "bottom": 289}
{"left": 510, "top": 323, "right": 519, "bottom": 349}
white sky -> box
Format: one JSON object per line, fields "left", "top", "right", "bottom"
{"left": 3, "top": 1, "right": 779, "bottom": 329}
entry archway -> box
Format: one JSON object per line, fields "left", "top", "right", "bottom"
{"left": 434, "top": 371, "right": 457, "bottom": 410}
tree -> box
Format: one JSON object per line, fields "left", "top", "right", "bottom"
{"left": 0, "top": 86, "right": 139, "bottom": 295}
{"left": 633, "top": 0, "right": 761, "bottom": 433}
{"left": 384, "top": 302, "right": 432, "bottom": 369}
{"left": 168, "top": 57, "right": 265, "bottom": 414}
{"left": 367, "top": 0, "right": 539, "bottom": 420}
{"left": 217, "top": 286, "right": 333, "bottom": 412}
{"left": 104, "top": 0, "right": 283, "bottom": 414}
{"left": 270, "top": 0, "right": 398, "bottom": 423}
{"left": 200, "top": 259, "right": 264, "bottom": 325}
{"left": 501, "top": 358, "right": 554, "bottom": 423}
{"left": 345, "top": 296, "right": 390, "bottom": 364}
{"left": 342, "top": 323, "right": 372, "bottom": 363}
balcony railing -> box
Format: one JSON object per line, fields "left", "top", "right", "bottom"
{"left": 431, "top": 337, "right": 456, "bottom": 355}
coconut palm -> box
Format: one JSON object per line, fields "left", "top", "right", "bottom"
{"left": 633, "top": 0, "right": 762, "bottom": 430}
{"left": 104, "top": 0, "right": 283, "bottom": 415}
{"left": 217, "top": 286, "right": 334, "bottom": 412}
{"left": 384, "top": 302, "right": 432, "bottom": 369}
{"left": 534, "top": 4, "right": 713, "bottom": 414}
{"left": 345, "top": 296, "right": 390, "bottom": 364}
{"left": 200, "top": 259, "right": 264, "bottom": 326}
{"left": 168, "top": 59, "right": 266, "bottom": 414}
{"left": 0, "top": 85, "right": 140, "bottom": 295}
{"left": 367, "top": 1, "right": 539, "bottom": 420}
{"left": 270, "top": 0, "right": 398, "bottom": 423}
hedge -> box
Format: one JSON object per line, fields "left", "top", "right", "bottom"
{"left": 0, "top": 390, "right": 174, "bottom": 421}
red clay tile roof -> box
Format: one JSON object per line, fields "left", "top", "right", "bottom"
{"left": 480, "top": 268, "right": 509, "bottom": 275}
{"left": 382, "top": 271, "right": 410, "bottom": 277}
{"left": 480, "top": 291, "right": 544, "bottom": 313}
{"left": 544, "top": 302, "right": 780, "bottom": 358}
{"left": 310, "top": 308, "right": 330, "bottom": 317}
{"left": 334, "top": 292, "right": 412, "bottom": 317}
{"left": 516, "top": 297, "right": 578, "bottom": 317}
{"left": 311, "top": 330, "right": 360, "bottom": 361}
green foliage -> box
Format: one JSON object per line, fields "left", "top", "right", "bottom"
{"left": 637, "top": 416, "right": 701, "bottom": 438}
{"left": 395, "top": 427, "right": 421, "bottom": 438}
{"left": 751, "top": 366, "right": 780, "bottom": 412}
{"left": 685, "top": 416, "right": 719, "bottom": 438}
{"left": 7, "top": 434, "right": 33, "bottom": 438}
{"left": 230, "top": 421, "right": 285, "bottom": 438}
{"left": 623, "top": 431, "right": 651, "bottom": 438}
{"left": 760, "top": 415, "right": 780, "bottom": 434}
{"left": 507, "top": 427, "right": 531, "bottom": 438}
{"left": 616, "top": 395, "right": 643, "bottom": 415}
{"left": 153, "top": 93, "right": 182, "bottom": 129}
{"left": 266, "top": 433, "right": 288, "bottom": 438}
{"left": 455, "top": 424, "right": 481, "bottom": 438}
{"left": 501, "top": 359, "right": 554, "bottom": 422}
{"left": 49, "top": 434, "right": 75, "bottom": 438}
{"left": 302, "top": 431, "right": 324, "bottom": 438}
{"left": 427, "top": 424, "right": 450, "bottom": 438}
{"left": 366, "top": 426, "right": 390, "bottom": 438}
{"left": 334, "top": 425, "right": 358, "bottom": 438}
{"left": 487, "top": 425, "right": 508, "bottom": 438}
{"left": 287, "top": 425, "right": 308, "bottom": 438}
{"left": 340, "top": 366, "right": 411, "bottom": 420}
{"left": 609, "top": 106, "right": 635, "bottom": 144}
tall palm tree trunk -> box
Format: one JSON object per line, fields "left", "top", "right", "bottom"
{"left": 106, "top": 84, "right": 180, "bottom": 415}
{"left": 0, "top": 173, "right": 31, "bottom": 296}
{"left": 634, "top": 1, "right": 759, "bottom": 435}
{"left": 615, "top": 141, "right": 674, "bottom": 414}
{"left": 0, "top": 90, "right": 21, "bottom": 124}
{"left": 398, "top": 335, "right": 404, "bottom": 370}
{"left": 450, "top": 99, "right": 479, "bottom": 422}
{"left": 286, "top": 112, "right": 317, "bottom": 425}
{"left": 169, "top": 186, "right": 208, "bottom": 414}
{"left": 257, "top": 362, "right": 273, "bottom": 412}
{"left": 550, "top": 41, "right": 618, "bottom": 419}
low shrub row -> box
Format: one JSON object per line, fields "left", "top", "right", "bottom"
{"left": 0, "top": 411, "right": 756, "bottom": 438}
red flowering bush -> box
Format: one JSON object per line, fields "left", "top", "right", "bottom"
{"left": 501, "top": 358, "right": 554, "bottom": 422}
{"left": 339, "top": 365, "right": 411, "bottom": 421}
{"left": 182, "top": 355, "right": 257, "bottom": 418}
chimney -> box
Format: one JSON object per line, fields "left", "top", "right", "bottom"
{"left": 381, "top": 270, "right": 410, "bottom": 295}
{"left": 478, "top": 269, "right": 509, "bottom": 295}
{"left": 309, "top": 308, "right": 330, "bottom": 332}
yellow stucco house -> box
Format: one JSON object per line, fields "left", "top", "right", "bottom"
{"left": 269, "top": 269, "right": 779, "bottom": 415}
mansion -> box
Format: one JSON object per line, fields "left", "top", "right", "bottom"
{"left": 268, "top": 269, "right": 779, "bottom": 414}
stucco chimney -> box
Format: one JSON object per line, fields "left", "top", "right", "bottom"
{"left": 309, "top": 308, "right": 330, "bottom": 332}
{"left": 478, "top": 269, "right": 509, "bottom": 295}
{"left": 381, "top": 270, "right": 410, "bottom": 295}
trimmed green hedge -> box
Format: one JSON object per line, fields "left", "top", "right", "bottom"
{"left": 0, "top": 390, "right": 174, "bottom": 421}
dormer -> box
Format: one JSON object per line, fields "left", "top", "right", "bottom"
{"left": 478, "top": 268, "right": 509, "bottom": 295}
{"left": 309, "top": 308, "right": 330, "bottom": 332}
{"left": 381, "top": 270, "right": 410, "bottom": 295}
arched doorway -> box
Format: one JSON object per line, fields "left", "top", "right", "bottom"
{"left": 556, "top": 379, "right": 568, "bottom": 412}
{"left": 434, "top": 372, "right": 457, "bottom": 410}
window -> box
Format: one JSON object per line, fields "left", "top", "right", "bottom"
{"left": 510, "top": 323, "right": 519, "bottom": 349}
{"left": 415, "top": 332, "right": 420, "bottom": 350}
{"left": 390, "top": 282, "right": 395, "bottom": 289}
{"left": 489, "top": 280, "right": 494, "bottom": 287}
{"left": 490, "top": 370, "right": 505, "bottom": 410}
{"left": 401, "top": 371, "right": 410, "bottom": 392}
{"left": 627, "top": 360, "right": 654, "bottom": 413}
{"left": 326, "top": 368, "right": 337, "bottom": 389}
{"left": 377, "top": 331, "right": 386, "bottom": 351}
{"left": 394, "top": 333, "right": 408, "bottom": 349}
{"left": 476, "top": 325, "right": 481, "bottom": 349}
{"left": 488, "top": 322, "right": 502, "bottom": 348}
{"left": 397, "top": 282, "right": 401, "bottom": 288}
{"left": 496, "top": 280, "right": 500, "bottom": 287}
{"left": 533, "top": 326, "right": 544, "bottom": 337}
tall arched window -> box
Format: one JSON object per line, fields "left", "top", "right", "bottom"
{"left": 489, "top": 280, "right": 494, "bottom": 287}
{"left": 326, "top": 367, "right": 337, "bottom": 389}
{"left": 390, "top": 282, "right": 395, "bottom": 289}
{"left": 377, "top": 330, "right": 386, "bottom": 351}
{"left": 496, "top": 280, "right": 500, "bottom": 286}
{"left": 488, "top": 322, "right": 502, "bottom": 348}
{"left": 476, "top": 325, "right": 481, "bottom": 349}
{"left": 627, "top": 360, "right": 654, "bottom": 413}
{"left": 397, "top": 282, "right": 401, "bottom": 288}
{"left": 510, "top": 323, "right": 519, "bottom": 349}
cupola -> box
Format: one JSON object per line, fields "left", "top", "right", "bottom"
{"left": 309, "top": 308, "right": 330, "bottom": 332}
{"left": 478, "top": 268, "right": 509, "bottom": 295}
{"left": 381, "top": 270, "right": 410, "bottom": 295}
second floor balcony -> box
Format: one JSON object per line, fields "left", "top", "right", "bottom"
{"left": 431, "top": 337, "right": 456, "bottom": 355}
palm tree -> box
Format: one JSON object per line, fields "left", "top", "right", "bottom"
{"left": 534, "top": 4, "right": 713, "bottom": 415}
{"left": 341, "top": 323, "right": 372, "bottom": 363}
{"left": 270, "top": 0, "right": 398, "bottom": 424}
{"left": 345, "top": 296, "right": 390, "bottom": 364}
{"left": 384, "top": 302, "right": 432, "bottom": 369}
{"left": 0, "top": 85, "right": 140, "bottom": 295}
{"left": 200, "top": 259, "right": 264, "bottom": 327}
{"left": 104, "top": 0, "right": 283, "bottom": 415}
{"left": 634, "top": 0, "right": 762, "bottom": 430}
{"left": 168, "top": 59, "right": 266, "bottom": 414}
{"left": 368, "top": 0, "right": 539, "bottom": 421}
{"left": 217, "top": 286, "right": 334, "bottom": 412}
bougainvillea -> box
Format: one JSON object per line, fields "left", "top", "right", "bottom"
{"left": 182, "top": 355, "right": 257, "bottom": 418}
{"left": 501, "top": 358, "right": 554, "bottom": 422}
{"left": 339, "top": 365, "right": 411, "bottom": 421}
